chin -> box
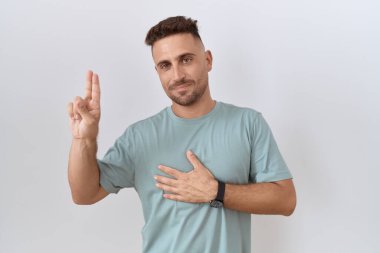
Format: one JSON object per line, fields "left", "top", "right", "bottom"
{"left": 171, "top": 94, "right": 199, "bottom": 106}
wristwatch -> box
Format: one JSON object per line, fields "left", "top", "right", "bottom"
{"left": 209, "top": 180, "right": 225, "bottom": 208}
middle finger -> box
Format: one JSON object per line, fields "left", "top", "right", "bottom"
{"left": 154, "top": 175, "right": 179, "bottom": 187}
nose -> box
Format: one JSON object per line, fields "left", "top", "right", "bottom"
{"left": 172, "top": 64, "right": 186, "bottom": 82}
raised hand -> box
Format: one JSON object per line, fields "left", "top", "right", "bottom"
{"left": 67, "top": 70, "right": 101, "bottom": 140}
{"left": 154, "top": 150, "right": 218, "bottom": 203}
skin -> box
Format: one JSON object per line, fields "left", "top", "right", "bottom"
{"left": 67, "top": 33, "right": 296, "bottom": 216}
{"left": 152, "top": 33, "right": 215, "bottom": 119}
{"left": 67, "top": 71, "right": 108, "bottom": 204}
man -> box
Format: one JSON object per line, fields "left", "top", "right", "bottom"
{"left": 67, "top": 16, "right": 296, "bottom": 253}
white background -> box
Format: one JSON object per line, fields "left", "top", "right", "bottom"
{"left": 1, "top": 0, "right": 379, "bottom": 252}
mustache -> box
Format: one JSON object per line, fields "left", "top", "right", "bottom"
{"left": 169, "top": 79, "right": 195, "bottom": 90}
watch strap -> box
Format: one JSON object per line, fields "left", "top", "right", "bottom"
{"left": 215, "top": 180, "right": 225, "bottom": 202}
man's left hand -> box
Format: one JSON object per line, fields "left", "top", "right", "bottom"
{"left": 154, "top": 150, "right": 218, "bottom": 203}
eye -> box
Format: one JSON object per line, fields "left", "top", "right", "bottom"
{"left": 182, "top": 56, "right": 193, "bottom": 64}
{"left": 159, "top": 63, "right": 170, "bottom": 71}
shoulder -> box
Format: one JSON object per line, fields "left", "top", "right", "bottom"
{"left": 217, "top": 102, "right": 271, "bottom": 138}
{"left": 218, "top": 101, "right": 263, "bottom": 121}
{"left": 122, "top": 107, "right": 168, "bottom": 136}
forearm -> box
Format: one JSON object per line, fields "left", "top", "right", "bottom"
{"left": 68, "top": 138, "right": 100, "bottom": 203}
{"left": 223, "top": 179, "right": 296, "bottom": 216}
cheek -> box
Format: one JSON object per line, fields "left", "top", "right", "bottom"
{"left": 158, "top": 73, "right": 170, "bottom": 90}
{"left": 192, "top": 66, "right": 208, "bottom": 82}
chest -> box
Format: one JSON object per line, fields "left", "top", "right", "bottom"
{"left": 133, "top": 123, "right": 252, "bottom": 195}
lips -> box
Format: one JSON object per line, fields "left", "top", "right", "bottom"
{"left": 175, "top": 84, "right": 190, "bottom": 90}
{"left": 170, "top": 82, "right": 192, "bottom": 91}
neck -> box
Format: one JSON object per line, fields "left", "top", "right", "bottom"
{"left": 171, "top": 89, "right": 216, "bottom": 119}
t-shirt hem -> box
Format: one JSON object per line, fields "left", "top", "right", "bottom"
{"left": 97, "top": 159, "right": 120, "bottom": 194}
{"left": 255, "top": 171, "right": 293, "bottom": 183}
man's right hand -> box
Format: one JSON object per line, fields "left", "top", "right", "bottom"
{"left": 67, "top": 70, "right": 101, "bottom": 140}
{"left": 67, "top": 70, "right": 109, "bottom": 205}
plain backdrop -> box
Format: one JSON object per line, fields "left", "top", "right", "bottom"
{"left": 1, "top": 0, "right": 379, "bottom": 252}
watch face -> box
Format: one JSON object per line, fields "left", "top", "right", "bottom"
{"left": 210, "top": 200, "right": 223, "bottom": 208}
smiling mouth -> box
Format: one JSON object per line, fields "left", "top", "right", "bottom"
{"left": 170, "top": 82, "right": 192, "bottom": 91}
{"left": 175, "top": 84, "right": 189, "bottom": 89}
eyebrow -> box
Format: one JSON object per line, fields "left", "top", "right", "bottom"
{"left": 156, "top": 53, "right": 196, "bottom": 67}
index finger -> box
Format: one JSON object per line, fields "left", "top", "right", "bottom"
{"left": 158, "top": 165, "right": 183, "bottom": 179}
{"left": 91, "top": 73, "right": 100, "bottom": 103}
{"left": 84, "top": 70, "right": 93, "bottom": 100}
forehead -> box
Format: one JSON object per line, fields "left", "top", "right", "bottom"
{"left": 152, "top": 33, "right": 203, "bottom": 63}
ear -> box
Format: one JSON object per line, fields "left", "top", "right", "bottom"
{"left": 205, "top": 50, "right": 213, "bottom": 71}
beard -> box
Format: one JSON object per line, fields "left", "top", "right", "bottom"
{"left": 167, "top": 78, "right": 208, "bottom": 106}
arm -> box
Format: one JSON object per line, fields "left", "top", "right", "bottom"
{"left": 68, "top": 139, "right": 108, "bottom": 205}
{"left": 67, "top": 71, "right": 108, "bottom": 205}
{"left": 155, "top": 151, "right": 296, "bottom": 215}
{"left": 224, "top": 179, "right": 296, "bottom": 216}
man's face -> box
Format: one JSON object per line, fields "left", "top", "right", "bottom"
{"left": 152, "top": 33, "right": 212, "bottom": 106}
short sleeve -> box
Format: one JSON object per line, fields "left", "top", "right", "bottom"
{"left": 97, "top": 127, "right": 136, "bottom": 193}
{"left": 249, "top": 113, "right": 293, "bottom": 183}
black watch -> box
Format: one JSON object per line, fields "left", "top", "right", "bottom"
{"left": 209, "top": 180, "right": 225, "bottom": 208}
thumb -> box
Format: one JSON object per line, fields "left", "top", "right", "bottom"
{"left": 186, "top": 150, "right": 203, "bottom": 170}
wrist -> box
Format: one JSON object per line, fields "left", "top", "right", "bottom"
{"left": 209, "top": 179, "right": 218, "bottom": 201}
{"left": 72, "top": 137, "right": 97, "bottom": 143}
{"left": 209, "top": 179, "right": 226, "bottom": 208}
{"left": 72, "top": 138, "right": 98, "bottom": 150}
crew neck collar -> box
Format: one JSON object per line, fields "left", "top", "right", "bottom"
{"left": 167, "top": 100, "right": 221, "bottom": 125}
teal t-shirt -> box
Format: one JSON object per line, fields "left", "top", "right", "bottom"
{"left": 97, "top": 101, "right": 292, "bottom": 253}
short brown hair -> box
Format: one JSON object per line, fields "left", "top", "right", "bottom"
{"left": 145, "top": 16, "right": 202, "bottom": 46}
